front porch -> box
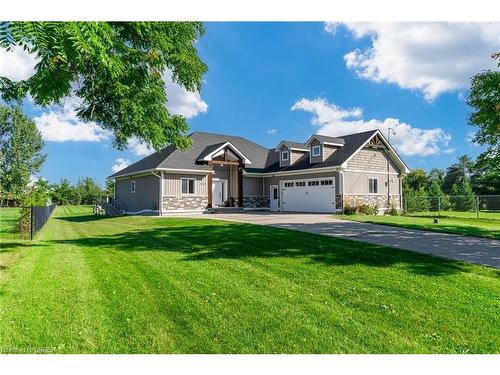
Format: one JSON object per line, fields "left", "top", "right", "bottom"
{"left": 207, "top": 149, "right": 243, "bottom": 209}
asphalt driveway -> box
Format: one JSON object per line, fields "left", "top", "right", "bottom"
{"left": 196, "top": 212, "right": 500, "bottom": 269}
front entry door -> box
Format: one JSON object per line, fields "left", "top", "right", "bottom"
{"left": 270, "top": 185, "right": 279, "bottom": 211}
{"left": 213, "top": 180, "right": 225, "bottom": 206}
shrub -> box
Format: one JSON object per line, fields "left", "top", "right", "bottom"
{"left": 343, "top": 203, "right": 357, "bottom": 215}
{"left": 388, "top": 199, "right": 399, "bottom": 216}
{"left": 357, "top": 203, "right": 378, "bottom": 215}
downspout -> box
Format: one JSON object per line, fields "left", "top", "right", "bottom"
{"left": 151, "top": 170, "right": 162, "bottom": 216}
{"left": 399, "top": 174, "right": 403, "bottom": 213}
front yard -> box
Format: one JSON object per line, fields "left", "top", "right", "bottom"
{"left": 0, "top": 206, "right": 498, "bottom": 353}
{"left": 341, "top": 212, "right": 500, "bottom": 239}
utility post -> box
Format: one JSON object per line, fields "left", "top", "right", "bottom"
{"left": 30, "top": 204, "right": 34, "bottom": 240}
{"left": 437, "top": 196, "right": 441, "bottom": 217}
{"left": 387, "top": 128, "right": 396, "bottom": 208}
{"left": 476, "top": 195, "right": 480, "bottom": 219}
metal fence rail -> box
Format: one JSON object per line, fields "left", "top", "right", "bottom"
{"left": 0, "top": 203, "right": 56, "bottom": 240}
{"left": 402, "top": 195, "right": 500, "bottom": 219}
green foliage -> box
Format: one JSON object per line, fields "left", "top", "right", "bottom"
{"left": 0, "top": 106, "right": 46, "bottom": 199}
{"left": 442, "top": 155, "right": 473, "bottom": 194}
{"left": 0, "top": 22, "right": 208, "bottom": 151}
{"left": 426, "top": 178, "right": 450, "bottom": 211}
{"left": 357, "top": 203, "right": 378, "bottom": 215}
{"left": 450, "top": 180, "right": 476, "bottom": 211}
{"left": 402, "top": 169, "right": 428, "bottom": 196}
{"left": 23, "top": 177, "right": 52, "bottom": 206}
{"left": 51, "top": 178, "right": 76, "bottom": 205}
{"left": 467, "top": 53, "right": 500, "bottom": 195}
{"left": 405, "top": 186, "right": 431, "bottom": 213}
{"left": 105, "top": 179, "right": 115, "bottom": 197}
{"left": 73, "top": 177, "right": 103, "bottom": 205}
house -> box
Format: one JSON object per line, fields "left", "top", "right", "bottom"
{"left": 108, "top": 129, "right": 409, "bottom": 215}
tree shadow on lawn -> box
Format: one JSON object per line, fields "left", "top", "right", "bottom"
{"left": 45, "top": 221, "right": 490, "bottom": 277}
{"left": 55, "top": 214, "right": 117, "bottom": 223}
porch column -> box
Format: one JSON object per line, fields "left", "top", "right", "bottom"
{"left": 207, "top": 161, "right": 213, "bottom": 208}
{"left": 238, "top": 162, "right": 243, "bottom": 207}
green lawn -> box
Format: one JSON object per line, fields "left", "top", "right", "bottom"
{"left": 0, "top": 207, "right": 25, "bottom": 239}
{"left": 341, "top": 213, "right": 500, "bottom": 239}
{"left": 0, "top": 206, "right": 499, "bottom": 354}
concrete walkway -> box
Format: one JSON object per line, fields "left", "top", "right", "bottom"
{"left": 189, "top": 212, "right": 500, "bottom": 269}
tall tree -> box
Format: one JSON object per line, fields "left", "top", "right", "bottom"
{"left": 467, "top": 53, "right": 500, "bottom": 195}
{"left": 402, "top": 169, "right": 428, "bottom": 195}
{"left": 0, "top": 106, "right": 46, "bottom": 198}
{"left": 74, "top": 177, "right": 102, "bottom": 205}
{"left": 51, "top": 178, "right": 75, "bottom": 205}
{"left": 0, "top": 22, "right": 207, "bottom": 151}
{"left": 442, "top": 155, "right": 473, "bottom": 193}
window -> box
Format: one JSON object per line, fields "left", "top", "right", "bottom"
{"left": 181, "top": 178, "right": 195, "bottom": 194}
{"left": 296, "top": 181, "right": 305, "bottom": 187}
{"left": 320, "top": 180, "right": 333, "bottom": 186}
{"left": 312, "top": 145, "right": 321, "bottom": 157}
{"left": 284, "top": 182, "right": 294, "bottom": 187}
{"left": 308, "top": 180, "right": 319, "bottom": 186}
{"left": 130, "top": 180, "right": 136, "bottom": 193}
{"left": 281, "top": 150, "right": 289, "bottom": 161}
{"left": 369, "top": 178, "right": 378, "bottom": 194}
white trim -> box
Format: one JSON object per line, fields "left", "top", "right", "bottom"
{"left": 305, "top": 134, "right": 344, "bottom": 147}
{"left": 279, "top": 176, "right": 336, "bottom": 213}
{"left": 243, "top": 166, "right": 341, "bottom": 178}
{"left": 158, "top": 168, "right": 214, "bottom": 175}
{"left": 274, "top": 141, "right": 309, "bottom": 152}
{"left": 181, "top": 177, "right": 196, "bottom": 195}
{"left": 311, "top": 144, "right": 321, "bottom": 157}
{"left": 199, "top": 141, "right": 252, "bottom": 165}
{"left": 281, "top": 150, "right": 289, "bottom": 161}
{"left": 130, "top": 180, "right": 136, "bottom": 193}
{"left": 343, "top": 168, "right": 400, "bottom": 176}
{"left": 340, "top": 130, "right": 410, "bottom": 173}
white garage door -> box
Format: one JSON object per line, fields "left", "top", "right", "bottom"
{"left": 281, "top": 178, "right": 335, "bottom": 213}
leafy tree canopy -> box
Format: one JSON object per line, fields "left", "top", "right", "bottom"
{"left": 442, "top": 155, "right": 473, "bottom": 194}
{"left": 0, "top": 105, "right": 46, "bottom": 198}
{"left": 0, "top": 22, "right": 207, "bottom": 151}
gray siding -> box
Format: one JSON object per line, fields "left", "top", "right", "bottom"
{"left": 115, "top": 174, "right": 160, "bottom": 213}
{"left": 343, "top": 171, "right": 400, "bottom": 196}
{"left": 291, "top": 150, "right": 308, "bottom": 164}
{"left": 309, "top": 139, "right": 323, "bottom": 164}
{"left": 243, "top": 176, "right": 264, "bottom": 196}
{"left": 163, "top": 173, "right": 208, "bottom": 196}
{"left": 278, "top": 145, "right": 291, "bottom": 168}
{"left": 347, "top": 147, "right": 398, "bottom": 173}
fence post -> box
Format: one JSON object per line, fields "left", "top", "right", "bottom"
{"left": 437, "top": 196, "right": 440, "bottom": 217}
{"left": 404, "top": 197, "right": 407, "bottom": 216}
{"left": 476, "top": 196, "right": 479, "bottom": 219}
{"left": 30, "top": 204, "right": 34, "bottom": 240}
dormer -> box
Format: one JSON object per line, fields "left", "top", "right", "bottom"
{"left": 275, "top": 141, "right": 309, "bottom": 168}
{"left": 305, "top": 134, "right": 344, "bottom": 163}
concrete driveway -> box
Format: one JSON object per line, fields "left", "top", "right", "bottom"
{"left": 195, "top": 212, "right": 500, "bottom": 269}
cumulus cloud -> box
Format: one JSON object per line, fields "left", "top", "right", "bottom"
{"left": 127, "top": 137, "right": 153, "bottom": 156}
{"left": 267, "top": 128, "right": 278, "bottom": 135}
{"left": 34, "top": 98, "right": 112, "bottom": 142}
{"left": 112, "top": 158, "right": 131, "bottom": 173}
{"left": 164, "top": 70, "right": 208, "bottom": 118}
{"left": 291, "top": 97, "right": 453, "bottom": 156}
{"left": 325, "top": 22, "right": 500, "bottom": 100}
{"left": 0, "top": 46, "right": 38, "bottom": 81}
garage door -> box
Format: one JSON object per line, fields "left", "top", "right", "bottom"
{"left": 281, "top": 178, "right": 335, "bottom": 213}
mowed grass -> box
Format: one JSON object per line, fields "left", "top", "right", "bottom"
{"left": 0, "top": 206, "right": 499, "bottom": 354}
{"left": 0, "top": 207, "right": 24, "bottom": 239}
{"left": 342, "top": 213, "right": 500, "bottom": 239}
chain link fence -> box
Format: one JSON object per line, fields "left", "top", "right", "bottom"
{"left": 0, "top": 203, "right": 56, "bottom": 240}
{"left": 402, "top": 195, "right": 500, "bottom": 219}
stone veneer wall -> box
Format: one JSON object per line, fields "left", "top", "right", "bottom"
{"left": 162, "top": 196, "right": 208, "bottom": 211}
{"left": 243, "top": 195, "right": 270, "bottom": 209}
{"left": 343, "top": 194, "right": 401, "bottom": 212}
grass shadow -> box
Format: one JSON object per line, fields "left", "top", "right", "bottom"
{"left": 45, "top": 220, "right": 487, "bottom": 277}
{"left": 55, "top": 214, "right": 117, "bottom": 223}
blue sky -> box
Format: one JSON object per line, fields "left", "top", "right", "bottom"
{"left": 7, "top": 22, "right": 499, "bottom": 186}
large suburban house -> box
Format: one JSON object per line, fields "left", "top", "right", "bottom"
{"left": 108, "top": 129, "right": 409, "bottom": 215}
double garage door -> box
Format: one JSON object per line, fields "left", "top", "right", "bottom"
{"left": 280, "top": 178, "right": 335, "bottom": 213}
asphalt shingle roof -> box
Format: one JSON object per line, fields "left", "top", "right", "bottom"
{"left": 109, "top": 129, "right": 381, "bottom": 178}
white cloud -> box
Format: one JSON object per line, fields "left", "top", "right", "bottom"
{"left": 164, "top": 70, "right": 208, "bottom": 118}
{"left": 267, "top": 128, "right": 278, "bottom": 135}
{"left": 112, "top": 158, "right": 130, "bottom": 173}
{"left": 34, "top": 98, "right": 112, "bottom": 142}
{"left": 291, "top": 97, "right": 452, "bottom": 156}
{"left": 127, "top": 137, "right": 153, "bottom": 156}
{"left": 327, "top": 22, "right": 500, "bottom": 100}
{"left": 0, "top": 46, "right": 38, "bottom": 81}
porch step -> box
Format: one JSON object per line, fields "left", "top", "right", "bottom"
{"left": 207, "top": 207, "right": 244, "bottom": 213}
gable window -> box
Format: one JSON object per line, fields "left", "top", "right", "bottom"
{"left": 312, "top": 145, "right": 321, "bottom": 157}
{"left": 369, "top": 178, "right": 378, "bottom": 194}
{"left": 181, "top": 178, "right": 195, "bottom": 194}
{"left": 130, "top": 180, "right": 136, "bottom": 193}
{"left": 281, "top": 150, "right": 289, "bottom": 161}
